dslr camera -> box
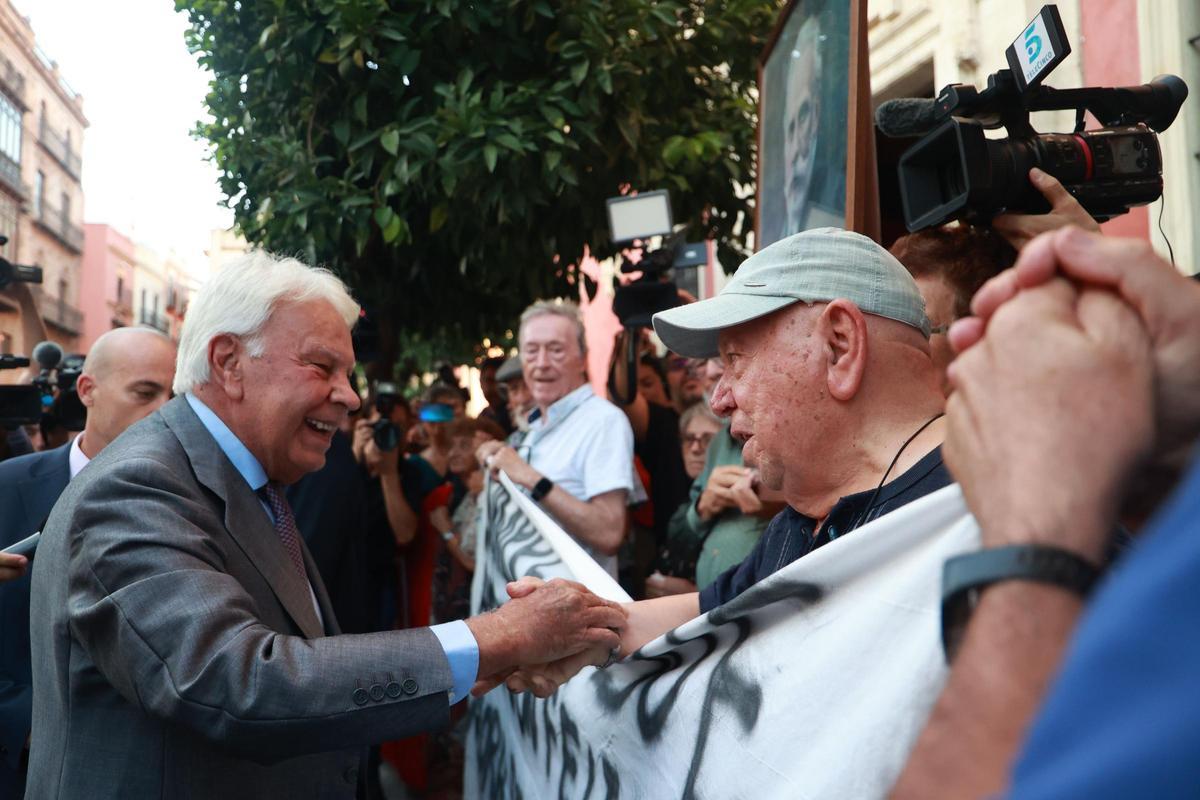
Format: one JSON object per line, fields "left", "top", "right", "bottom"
{"left": 877, "top": 4, "right": 1188, "bottom": 231}
{"left": 371, "top": 381, "right": 405, "bottom": 452}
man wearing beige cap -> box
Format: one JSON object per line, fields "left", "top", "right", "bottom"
{"left": 504, "top": 228, "right": 957, "bottom": 677}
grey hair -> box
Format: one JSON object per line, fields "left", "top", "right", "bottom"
{"left": 679, "top": 400, "right": 721, "bottom": 435}
{"left": 173, "top": 250, "right": 359, "bottom": 395}
{"left": 518, "top": 299, "right": 587, "bottom": 356}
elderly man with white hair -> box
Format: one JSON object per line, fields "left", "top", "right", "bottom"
{"left": 26, "top": 252, "right": 626, "bottom": 800}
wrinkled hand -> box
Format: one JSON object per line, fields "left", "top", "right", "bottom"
{"left": 697, "top": 465, "right": 749, "bottom": 519}
{"left": 501, "top": 645, "right": 614, "bottom": 698}
{"left": 953, "top": 227, "right": 1200, "bottom": 450}
{"left": 728, "top": 468, "right": 763, "bottom": 514}
{"left": 992, "top": 168, "right": 1101, "bottom": 250}
{"left": 0, "top": 552, "right": 28, "bottom": 582}
{"left": 467, "top": 576, "right": 626, "bottom": 694}
{"left": 644, "top": 572, "right": 697, "bottom": 599}
{"left": 945, "top": 277, "right": 1154, "bottom": 563}
{"left": 475, "top": 441, "right": 540, "bottom": 489}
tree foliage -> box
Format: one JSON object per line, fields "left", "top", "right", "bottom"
{"left": 178, "top": 0, "right": 782, "bottom": 356}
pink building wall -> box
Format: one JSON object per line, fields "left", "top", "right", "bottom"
{"left": 79, "top": 224, "right": 135, "bottom": 351}
{"left": 1080, "top": 0, "right": 1150, "bottom": 241}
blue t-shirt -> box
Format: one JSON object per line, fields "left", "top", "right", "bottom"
{"left": 1008, "top": 456, "right": 1200, "bottom": 797}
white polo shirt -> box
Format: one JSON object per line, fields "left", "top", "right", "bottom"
{"left": 521, "top": 384, "right": 639, "bottom": 577}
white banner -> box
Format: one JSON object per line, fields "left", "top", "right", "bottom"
{"left": 465, "top": 477, "right": 979, "bottom": 799}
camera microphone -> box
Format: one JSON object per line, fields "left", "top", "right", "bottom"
{"left": 875, "top": 97, "right": 943, "bottom": 138}
{"left": 32, "top": 340, "right": 64, "bottom": 371}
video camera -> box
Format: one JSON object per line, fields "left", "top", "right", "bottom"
{"left": 0, "top": 236, "right": 76, "bottom": 429}
{"left": 605, "top": 190, "right": 707, "bottom": 404}
{"left": 876, "top": 4, "right": 1189, "bottom": 232}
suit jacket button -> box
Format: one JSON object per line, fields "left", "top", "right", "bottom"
{"left": 385, "top": 681, "right": 402, "bottom": 699}
{"left": 369, "top": 683, "right": 385, "bottom": 702}
{"left": 401, "top": 677, "right": 419, "bottom": 696}
{"left": 352, "top": 688, "right": 369, "bottom": 706}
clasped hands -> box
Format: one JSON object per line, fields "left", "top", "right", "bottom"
{"left": 944, "top": 225, "right": 1200, "bottom": 562}
{"left": 467, "top": 576, "right": 629, "bottom": 700}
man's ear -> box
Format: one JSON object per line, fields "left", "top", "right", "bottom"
{"left": 818, "top": 300, "right": 868, "bottom": 401}
{"left": 75, "top": 373, "right": 97, "bottom": 408}
{"left": 207, "top": 334, "right": 246, "bottom": 401}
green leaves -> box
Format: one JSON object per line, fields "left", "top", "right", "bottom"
{"left": 178, "top": 0, "right": 778, "bottom": 363}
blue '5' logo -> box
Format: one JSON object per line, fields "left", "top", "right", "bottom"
{"left": 1024, "top": 24, "right": 1042, "bottom": 61}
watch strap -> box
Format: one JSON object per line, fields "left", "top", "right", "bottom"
{"left": 530, "top": 477, "right": 555, "bottom": 502}
{"left": 941, "top": 545, "right": 1099, "bottom": 662}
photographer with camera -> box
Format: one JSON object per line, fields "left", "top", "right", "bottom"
{"left": 352, "top": 383, "right": 444, "bottom": 632}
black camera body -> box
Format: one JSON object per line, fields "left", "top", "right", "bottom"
{"left": 371, "top": 382, "right": 404, "bottom": 452}
{"left": 882, "top": 5, "right": 1188, "bottom": 232}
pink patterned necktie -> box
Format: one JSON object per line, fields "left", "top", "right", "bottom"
{"left": 258, "top": 483, "right": 308, "bottom": 579}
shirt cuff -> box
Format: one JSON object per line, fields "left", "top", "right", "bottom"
{"left": 429, "top": 620, "right": 479, "bottom": 705}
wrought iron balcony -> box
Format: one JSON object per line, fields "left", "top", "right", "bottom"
{"left": 0, "top": 52, "right": 25, "bottom": 107}
{"left": 0, "top": 151, "right": 23, "bottom": 198}
{"left": 138, "top": 309, "right": 170, "bottom": 333}
{"left": 32, "top": 284, "right": 83, "bottom": 336}
{"left": 38, "top": 116, "right": 81, "bottom": 180}
{"left": 33, "top": 200, "right": 84, "bottom": 253}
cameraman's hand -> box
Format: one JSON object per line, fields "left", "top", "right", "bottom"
{"left": 363, "top": 436, "right": 400, "bottom": 476}
{"left": 992, "top": 168, "right": 1101, "bottom": 250}
{"left": 697, "top": 465, "right": 749, "bottom": 520}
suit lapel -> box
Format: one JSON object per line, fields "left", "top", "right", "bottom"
{"left": 17, "top": 444, "right": 71, "bottom": 534}
{"left": 161, "top": 398, "right": 324, "bottom": 639}
{"left": 304, "top": 544, "right": 341, "bottom": 636}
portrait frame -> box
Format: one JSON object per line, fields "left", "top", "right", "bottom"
{"left": 755, "top": 0, "right": 878, "bottom": 249}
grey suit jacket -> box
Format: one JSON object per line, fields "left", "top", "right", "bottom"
{"left": 26, "top": 397, "right": 454, "bottom": 799}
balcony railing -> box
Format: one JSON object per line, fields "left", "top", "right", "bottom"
{"left": 0, "top": 52, "right": 25, "bottom": 107}
{"left": 111, "top": 286, "right": 133, "bottom": 313}
{"left": 33, "top": 200, "right": 84, "bottom": 253}
{"left": 32, "top": 285, "right": 83, "bottom": 336}
{"left": 0, "top": 151, "right": 23, "bottom": 197}
{"left": 38, "top": 117, "right": 81, "bottom": 180}
{"left": 139, "top": 310, "right": 170, "bottom": 333}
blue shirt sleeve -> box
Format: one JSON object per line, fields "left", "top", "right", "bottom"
{"left": 428, "top": 620, "right": 479, "bottom": 705}
{"left": 1006, "top": 458, "right": 1200, "bottom": 798}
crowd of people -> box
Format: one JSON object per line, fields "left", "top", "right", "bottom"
{"left": 0, "top": 166, "right": 1195, "bottom": 798}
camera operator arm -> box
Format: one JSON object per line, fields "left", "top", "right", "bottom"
{"left": 608, "top": 330, "right": 651, "bottom": 441}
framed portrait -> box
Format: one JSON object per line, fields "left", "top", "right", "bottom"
{"left": 756, "top": 0, "right": 876, "bottom": 248}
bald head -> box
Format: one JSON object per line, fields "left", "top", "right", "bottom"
{"left": 77, "top": 327, "right": 177, "bottom": 458}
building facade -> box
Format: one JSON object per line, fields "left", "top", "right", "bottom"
{"left": 78, "top": 223, "right": 135, "bottom": 351}
{"left": 868, "top": 0, "right": 1200, "bottom": 271}
{"left": 0, "top": 0, "right": 87, "bottom": 362}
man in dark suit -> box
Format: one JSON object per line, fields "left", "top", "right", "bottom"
{"left": 0, "top": 326, "right": 176, "bottom": 796}
{"left": 26, "top": 251, "right": 625, "bottom": 799}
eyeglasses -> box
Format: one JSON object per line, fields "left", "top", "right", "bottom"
{"left": 682, "top": 432, "right": 716, "bottom": 449}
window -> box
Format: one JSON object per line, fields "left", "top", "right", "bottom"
{"left": 60, "top": 191, "right": 69, "bottom": 222}
{"left": 116, "top": 275, "right": 124, "bottom": 302}
{"left": 0, "top": 93, "right": 20, "bottom": 167}
{"left": 33, "top": 170, "right": 44, "bottom": 216}
{"left": 0, "top": 192, "right": 16, "bottom": 246}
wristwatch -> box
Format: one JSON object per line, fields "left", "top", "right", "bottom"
{"left": 941, "top": 544, "right": 1099, "bottom": 662}
{"left": 530, "top": 477, "right": 555, "bottom": 502}
{"left": 440, "top": 530, "right": 456, "bottom": 543}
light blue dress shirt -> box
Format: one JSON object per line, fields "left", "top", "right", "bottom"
{"left": 185, "top": 394, "right": 479, "bottom": 704}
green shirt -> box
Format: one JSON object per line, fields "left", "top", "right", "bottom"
{"left": 666, "top": 420, "right": 768, "bottom": 590}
